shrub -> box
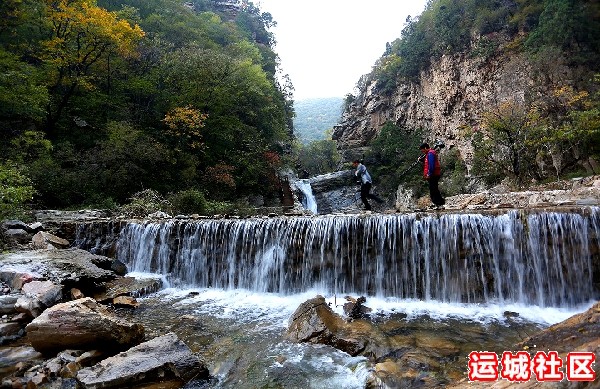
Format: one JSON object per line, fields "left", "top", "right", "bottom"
{"left": 119, "top": 189, "right": 171, "bottom": 217}
{"left": 168, "top": 189, "right": 207, "bottom": 215}
{"left": 0, "top": 162, "right": 35, "bottom": 220}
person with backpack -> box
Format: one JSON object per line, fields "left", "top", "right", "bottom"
{"left": 419, "top": 143, "right": 445, "bottom": 207}
{"left": 352, "top": 159, "right": 384, "bottom": 211}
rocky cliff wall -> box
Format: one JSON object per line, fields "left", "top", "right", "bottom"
{"left": 332, "top": 43, "right": 577, "bottom": 171}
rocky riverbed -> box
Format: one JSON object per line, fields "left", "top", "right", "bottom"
{"left": 0, "top": 242, "right": 597, "bottom": 388}
{"left": 0, "top": 246, "right": 210, "bottom": 388}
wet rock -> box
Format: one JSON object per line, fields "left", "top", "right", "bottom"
{"left": 93, "top": 276, "right": 163, "bottom": 302}
{"left": 110, "top": 260, "right": 127, "bottom": 276}
{"left": 31, "top": 232, "right": 69, "bottom": 250}
{"left": 0, "top": 249, "right": 117, "bottom": 295}
{"left": 287, "top": 296, "right": 390, "bottom": 358}
{"left": 112, "top": 296, "right": 139, "bottom": 308}
{"left": 0, "top": 346, "right": 43, "bottom": 377}
{"left": 15, "top": 280, "right": 62, "bottom": 318}
{"left": 25, "top": 297, "right": 144, "bottom": 354}
{"left": 4, "top": 229, "right": 31, "bottom": 244}
{"left": 414, "top": 333, "right": 460, "bottom": 357}
{"left": 343, "top": 296, "right": 372, "bottom": 320}
{"left": 77, "top": 332, "right": 209, "bottom": 388}
{"left": 286, "top": 295, "right": 345, "bottom": 345}
{"left": 0, "top": 295, "right": 19, "bottom": 314}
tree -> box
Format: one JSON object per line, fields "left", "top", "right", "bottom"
{"left": 368, "top": 122, "right": 425, "bottom": 194}
{"left": 38, "top": 0, "right": 144, "bottom": 133}
{"left": 295, "top": 136, "right": 341, "bottom": 176}
{"left": 0, "top": 49, "right": 49, "bottom": 138}
{"left": 471, "top": 101, "right": 538, "bottom": 185}
{"left": 0, "top": 162, "right": 35, "bottom": 219}
{"left": 163, "top": 106, "right": 208, "bottom": 151}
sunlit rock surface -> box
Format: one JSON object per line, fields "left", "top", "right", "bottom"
{"left": 77, "top": 332, "right": 209, "bottom": 389}
{"left": 25, "top": 297, "right": 144, "bottom": 354}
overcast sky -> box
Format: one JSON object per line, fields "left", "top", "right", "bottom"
{"left": 256, "top": 0, "right": 429, "bottom": 100}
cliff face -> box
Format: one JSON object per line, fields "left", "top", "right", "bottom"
{"left": 332, "top": 43, "right": 576, "bottom": 169}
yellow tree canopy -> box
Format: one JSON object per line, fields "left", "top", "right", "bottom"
{"left": 42, "top": 0, "right": 144, "bottom": 84}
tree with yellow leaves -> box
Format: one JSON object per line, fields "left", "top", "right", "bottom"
{"left": 40, "top": 0, "right": 144, "bottom": 133}
{"left": 163, "top": 106, "right": 208, "bottom": 151}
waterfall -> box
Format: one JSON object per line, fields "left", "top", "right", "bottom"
{"left": 77, "top": 208, "right": 600, "bottom": 308}
{"left": 295, "top": 179, "right": 318, "bottom": 214}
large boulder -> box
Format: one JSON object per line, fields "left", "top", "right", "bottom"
{"left": 286, "top": 295, "right": 345, "bottom": 345}
{"left": 25, "top": 297, "right": 144, "bottom": 354}
{"left": 77, "top": 332, "right": 209, "bottom": 388}
{"left": 287, "top": 295, "right": 390, "bottom": 357}
{"left": 31, "top": 231, "right": 70, "bottom": 249}
{"left": 15, "top": 280, "right": 63, "bottom": 317}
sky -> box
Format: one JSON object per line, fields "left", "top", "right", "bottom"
{"left": 256, "top": 0, "right": 429, "bottom": 100}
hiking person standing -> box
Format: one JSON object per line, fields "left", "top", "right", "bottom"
{"left": 419, "top": 143, "right": 445, "bottom": 207}
{"left": 352, "top": 159, "right": 384, "bottom": 211}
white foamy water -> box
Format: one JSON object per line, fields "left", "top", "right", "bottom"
{"left": 130, "top": 284, "right": 593, "bottom": 388}
{"left": 295, "top": 179, "right": 318, "bottom": 214}
{"left": 149, "top": 286, "right": 591, "bottom": 327}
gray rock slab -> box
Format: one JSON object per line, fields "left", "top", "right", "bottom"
{"left": 77, "top": 332, "right": 209, "bottom": 388}
{"left": 0, "top": 249, "right": 117, "bottom": 290}
{"left": 0, "top": 346, "right": 43, "bottom": 376}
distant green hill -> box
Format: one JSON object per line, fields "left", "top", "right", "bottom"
{"left": 294, "top": 97, "right": 343, "bottom": 144}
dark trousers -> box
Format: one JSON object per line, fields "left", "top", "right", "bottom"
{"left": 428, "top": 175, "right": 445, "bottom": 206}
{"left": 360, "top": 182, "right": 383, "bottom": 210}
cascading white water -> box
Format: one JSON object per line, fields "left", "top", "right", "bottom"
{"left": 295, "top": 179, "right": 318, "bottom": 214}
{"left": 105, "top": 208, "right": 600, "bottom": 308}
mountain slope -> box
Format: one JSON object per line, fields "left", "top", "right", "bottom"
{"left": 294, "top": 97, "right": 343, "bottom": 143}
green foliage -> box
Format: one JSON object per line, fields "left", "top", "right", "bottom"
{"left": 470, "top": 86, "right": 600, "bottom": 186}
{"left": 168, "top": 189, "right": 207, "bottom": 215}
{"left": 0, "top": 50, "right": 49, "bottom": 127}
{"left": 471, "top": 102, "right": 537, "bottom": 185}
{"left": 525, "top": 0, "right": 600, "bottom": 66}
{"left": 0, "top": 162, "right": 35, "bottom": 220}
{"left": 293, "top": 97, "right": 343, "bottom": 144}
{"left": 370, "top": 0, "right": 599, "bottom": 90}
{"left": 295, "top": 137, "right": 341, "bottom": 176}
{"left": 440, "top": 147, "right": 468, "bottom": 196}
{"left": 0, "top": 0, "right": 293, "bottom": 210}
{"left": 368, "top": 122, "right": 426, "bottom": 195}
{"left": 119, "top": 189, "right": 171, "bottom": 217}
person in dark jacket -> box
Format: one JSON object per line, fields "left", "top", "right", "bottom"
{"left": 352, "top": 160, "right": 384, "bottom": 211}
{"left": 419, "top": 143, "right": 445, "bottom": 207}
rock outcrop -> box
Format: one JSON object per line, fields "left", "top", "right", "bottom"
{"left": 405, "top": 175, "right": 600, "bottom": 212}
{"left": 332, "top": 44, "right": 575, "bottom": 170}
